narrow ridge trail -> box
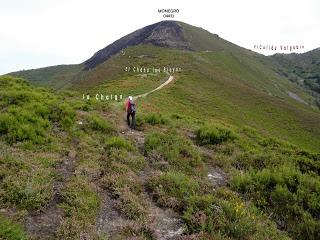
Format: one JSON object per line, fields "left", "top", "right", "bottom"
{"left": 112, "top": 74, "right": 175, "bottom": 109}
{"left": 133, "top": 75, "right": 175, "bottom": 100}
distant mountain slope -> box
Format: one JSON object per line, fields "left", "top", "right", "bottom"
{"left": 10, "top": 64, "right": 83, "bottom": 90}
{"left": 271, "top": 48, "right": 320, "bottom": 107}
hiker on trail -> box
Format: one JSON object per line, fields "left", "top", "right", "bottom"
{"left": 125, "top": 96, "right": 136, "bottom": 129}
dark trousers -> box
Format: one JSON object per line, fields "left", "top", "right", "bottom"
{"left": 127, "top": 112, "right": 136, "bottom": 129}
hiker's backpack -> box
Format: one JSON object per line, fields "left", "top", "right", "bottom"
{"left": 129, "top": 100, "right": 136, "bottom": 113}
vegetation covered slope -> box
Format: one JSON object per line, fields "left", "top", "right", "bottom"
{"left": 9, "top": 41, "right": 320, "bottom": 150}
{"left": 9, "top": 20, "right": 317, "bottom": 108}
{"left": 80, "top": 44, "right": 320, "bottom": 151}
{"left": 1, "top": 75, "right": 320, "bottom": 240}
{"left": 9, "top": 20, "right": 241, "bottom": 88}
{"left": 271, "top": 48, "right": 320, "bottom": 107}
{"left": 2, "top": 20, "right": 320, "bottom": 239}
{"left": 8, "top": 64, "right": 83, "bottom": 90}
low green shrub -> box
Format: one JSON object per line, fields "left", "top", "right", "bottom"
{"left": 79, "top": 98, "right": 111, "bottom": 112}
{"left": 147, "top": 171, "right": 200, "bottom": 211}
{"left": 0, "top": 214, "right": 27, "bottom": 240}
{"left": 114, "top": 224, "right": 154, "bottom": 239}
{"left": 57, "top": 216, "right": 89, "bottom": 240}
{"left": 0, "top": 155, "right": 55, "bottom": 210}
{"left": 1, "top": 171, "right": 54, "bottom": 210}
{"left": 87, "top": 114, "right": 115, "bottom": 133}
{"left": 134, "top": 114, "right": 145, "bottom": 130}
{"left": 60, "top": 176, "right": 100, "bottom": 222}
{"left": 258, "top": 137, "right": 297, "bottom": 152}
{"left": 232, "top": 164, "right": 320, "bottom": 239}
{"left": 196, "top": 123, "right": 237, "bottom": 145}
{"left": 106, "top": 148, "right": 146, "bottom": 172}
{"left": 144, "top": 130, "right": 205, "bottom": 175}
{"left": 105, "top": 136, "right": 135, "bottom": 151}
{"left": 116, "top": 188, "right": 148, "bottom": 221}
{"left": 0, "top": 108, "right": 49, "bottom": 144}
{"left": 1, "top": 89, "right": 42, "bottom": 106}
{"left": 0, "top": 76, "right": 76, "bottom": 145}
{"left": 183, "top": 194, "right": 257, "bottom": 239}
{"left": 48, "top": 101, "right": 76, "bottom": 129}
{"left": 101, "top": 171, "right": 143, "bottom": 196}
{"left": 144, "top": 112, "right": 168, "bottom": 125}
{"left": 233, "top": 151, "right": 288, "bottom": 170}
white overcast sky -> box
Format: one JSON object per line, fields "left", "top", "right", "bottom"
{"left": 0, "top": 0, "right": 319, "bottom": 74}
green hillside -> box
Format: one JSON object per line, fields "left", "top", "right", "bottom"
{"left": 8, "top": 21, "right": 316, "bottom": 105}
{"left": 1, "top": 75, "right": 320, "bottom": 240}
{"left": 1, "top": 20, "right": 320, "bottom": 240}
{"left": 271, "top": 48, "right": 320, "bottom": 107}
{"left": 80, "top": 45, "right": 320, "bottom": 151}
{"left": 9, "top": 64, "right": 83, "bottom": 90}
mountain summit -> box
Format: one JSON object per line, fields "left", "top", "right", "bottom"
{"left": 85, "top": 21, "right": 189, "bottom": 69}
{"left": 84, "top": 21, "right": 227, "bottom": 70}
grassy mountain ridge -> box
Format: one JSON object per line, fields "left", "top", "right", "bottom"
{"left": 9, "top": 64, "right": 84, "bottom": 90}
{"left": 81, "top": 44, "right": 320, "bottom": 151}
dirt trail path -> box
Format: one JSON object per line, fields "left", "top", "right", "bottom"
{"left": 133, "top": 75, "right": 174, "bottom": 100}
{"left": 144, "top": 192, "right": 184, "bottom": 240}
{"left": 95, "top": 74, "right": 184, "bottom": 239}
{"left": 96, "top": 117, "right": 184, "bottom": 239}
{"left": 96, "top": 189, "right": 135, "bottom": 238}
{"left": 122, "top": 128, "right": 185, "bottom": 239}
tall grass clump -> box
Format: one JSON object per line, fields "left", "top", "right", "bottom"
{"left": 196, "top": 123, "right": 237, "bottom": 145}
{"left": 87, "top": 114, "right": 115, "bottom": 133}
{"left": 105, "top": 136, "right": 135, "bottom": 152}
{"left": 144, "top": 112, "right": 169, "bottom": 125}
{"left": 147, "top": 171, "right": 200, "bottom": 211}
{"left": 0, "top": 214, "right": 27, "bottom": 240}
{"left": 144, "top": 130, "right": 205, "bottom": 175}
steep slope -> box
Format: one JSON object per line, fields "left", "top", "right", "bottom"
{"left": 84, "top": 21, "right": 190, "bottom": 70}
